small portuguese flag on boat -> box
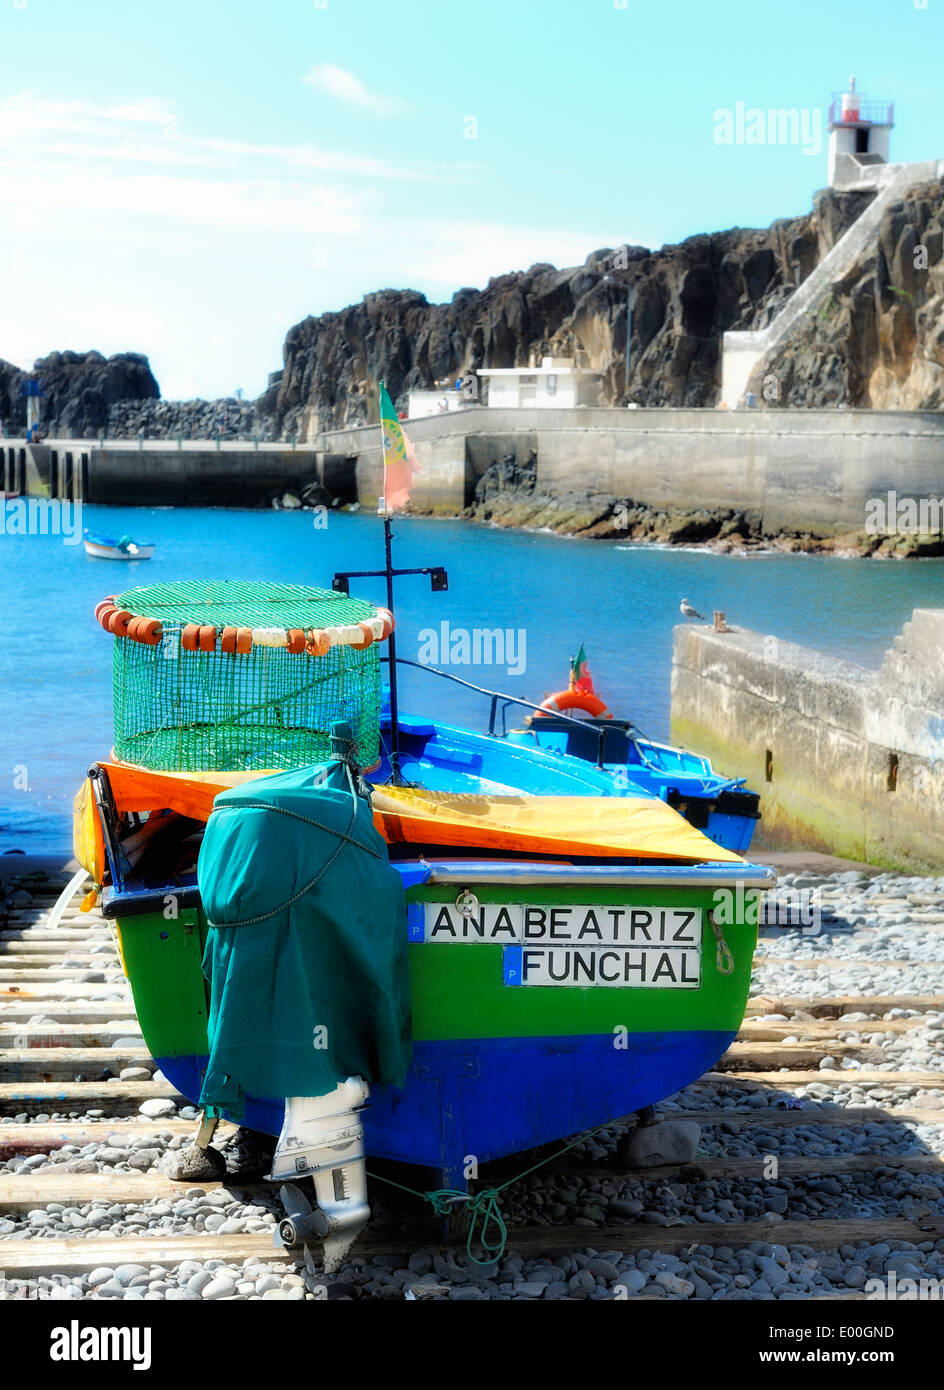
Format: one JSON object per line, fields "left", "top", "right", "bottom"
{"left": 379, "top": 382, "right": 418, "bottom": 514}
{"left": 571, "top": 643, "right": 594, "bottom": 694}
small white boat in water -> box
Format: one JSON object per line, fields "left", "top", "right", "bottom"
{"left": 83, "top": 532, "right": 155, "bottom": 561}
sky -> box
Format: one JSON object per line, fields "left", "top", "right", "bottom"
{"left": 1, "top": 0, "right": 943, "bottom": 399}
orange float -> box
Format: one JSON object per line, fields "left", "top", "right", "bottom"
{"left": 127, "top": 616, "right": 162, "bottom": 646}
{"left": 106, "top": 609, "right": 132, "bottom": 636}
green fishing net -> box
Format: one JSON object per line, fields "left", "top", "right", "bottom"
{"left": 110, "top": 581, "right": 382, "bottom": 771}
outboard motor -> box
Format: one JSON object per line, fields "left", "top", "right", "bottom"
{"left": 271, "top": 1081, "right": 371, "bottom": 1272}
{"left": 195, "top": 722, "right": 412, "bottom": 1271}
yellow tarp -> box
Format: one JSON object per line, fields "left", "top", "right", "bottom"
{"left": 369, "top": 786, "right": 744, "bottom": 863}
{"left": 73, "top": 761, "right": 743, "bottom": 883}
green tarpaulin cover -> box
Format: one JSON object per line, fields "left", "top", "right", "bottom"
{"left": 196, "top": 725, "right": 412, "bottom": 1119}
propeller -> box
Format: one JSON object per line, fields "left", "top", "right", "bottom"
{"left": 273, "top": 1182, "right": 319, "bottom": 1249}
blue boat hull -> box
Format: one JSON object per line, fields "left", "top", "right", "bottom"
{"left": 155, "top": 1029, "right": 734, "bottom": 1189}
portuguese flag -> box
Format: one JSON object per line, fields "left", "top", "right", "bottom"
{"left": 379, "top": 382, "right": 418, "bottom": 513}
{"left": 571, "top": 643, "right": 594, "bottom": 694}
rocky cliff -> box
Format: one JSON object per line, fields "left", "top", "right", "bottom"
{"left": 0, "top": 351, "right": 158, "bottom": 437}
{"left": 5, "top": 179, "right": 944, "bottom": 443}
{"left": 266, "top": 188, "right": 876, "bottom": 437}
{"left": 759, "top": 179, "right": 944, "bottom": 408}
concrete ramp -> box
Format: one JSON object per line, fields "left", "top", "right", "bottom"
{"left": 721, "top": 160, "right": 944, "bottom": 407}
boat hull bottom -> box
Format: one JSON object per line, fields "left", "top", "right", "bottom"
{"left": 157, "top": 1029, "right": 734, "bottom": 1190}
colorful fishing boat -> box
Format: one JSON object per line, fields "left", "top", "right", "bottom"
{"left": 502, "top": 647, "right": 761, "bottom": 853}
{"left": 83, "top": 531, "right": 155, "bottom": 560}
{"left": 73, "top": 570, "right": 773, "bottom": 1268}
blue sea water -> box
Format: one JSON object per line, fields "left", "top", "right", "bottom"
{"left": 1, "top": 504, "right": 942, "bottom": 851}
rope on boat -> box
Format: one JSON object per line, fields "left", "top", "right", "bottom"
{"left": 366, "top": 1116, "right": 625, "bottom": 1266}
{"left": 709, "top": 913, "right": 735, "bottom": 975}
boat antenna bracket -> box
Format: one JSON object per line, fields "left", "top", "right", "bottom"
{"left": 332, "top": 518, "right": 448, "bottom": 785}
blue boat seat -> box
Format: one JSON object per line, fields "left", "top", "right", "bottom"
{"left": 424, "top": 739, "right": 483, "bottom": 770}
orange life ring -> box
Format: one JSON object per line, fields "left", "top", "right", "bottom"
{"left": 532, "top": 689, "right": 613, "bottom": 720}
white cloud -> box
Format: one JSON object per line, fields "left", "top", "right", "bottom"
{"left": 0, "top": 90, "right": 622, "bottom": 398}
{"left": 301, "top": 63, "right": 401, "bottom": 115}
{"left": 0, "top": 92, "right": 469, "bottom": 184}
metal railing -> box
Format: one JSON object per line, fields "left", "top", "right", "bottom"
{"left": 382, "top": 656, "right": 621, "bottom": 768}
{"left": 828, "top": 98, "right": 894, "bottom": 127}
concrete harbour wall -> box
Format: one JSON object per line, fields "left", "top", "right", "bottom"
{"left": 670, "top": 612, "right": 944, "bottom": 872}
{"left": 5, "top": 406, "right": 944, "bottom": 531}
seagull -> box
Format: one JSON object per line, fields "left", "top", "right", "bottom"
{"left": 679, "top": 598, "right": 705, "bottom": 620}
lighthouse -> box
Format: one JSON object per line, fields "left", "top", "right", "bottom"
{"left": 828, "top": 77, "right": 894, "bottom": 188}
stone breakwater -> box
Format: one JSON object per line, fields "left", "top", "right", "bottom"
{"left": 671, "top": 611, "right": 944, "bottom": 873}
{"left": 106, "top": 398, "right": 276, "bottom": 442}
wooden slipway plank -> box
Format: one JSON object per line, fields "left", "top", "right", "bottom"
{"left": 0, "top": 1174, "right": 266, "bottom": 1212}
{"left": 0, "top": 1234, "right": 294, "bottom": 1277}
{"left": 738, "top": 1018, "right": 921, "bottom": 1038}
{"left": 704, "top": 1069, "right": 944, "bottom": 1088}
{"left": 670, "top": 1107, "right": 944, "bottom": 1128}
{"left": 0, "top": 1120, "right": 236, "bottom": 1159}
{"left": 566, "top": 1154, "right": 944, "bottom": 1183}
{"left": 0, "top": 1026, "right": 140, "bottom": 1048}
{"left": 717, "top": 1042, "right": 872, "bottom": 1071}
{"left": 0, "top": 1082, "right": 185, "bottom": 1116}
{"left": 0, "top": 944, "right": 113, "bottom": 957}
{"left": 0, "top": 984, "right": 129, "bottom": 1000}
{"left": 746, "top": 995, "right": 944, "bottom": 1017}
{"left": 753, "top": 958, "right": 926, "bottom": 971}
{"left": 0, "top": 971, "right": 125, "bottom": 986}
{"left": 0, "top": 1048, "right": 153, "bottom": 1081}
{"left": 5, "top": 1152, "right": 944, "bottom": 1214}
{"left": 0, "top": 934, "right": 110, "bottom": 945}
{"left": 0, "top": 1002, "right": 137, "bottom": 1022}
{"left": 2, "top": 1217, "right": 943, "bottom": 1276}
{"left": 0, "top": 1108, "right": 940, "bottom": 1163}
{"left": 503, "top": 1216, "right": 944, "bottom": 1255}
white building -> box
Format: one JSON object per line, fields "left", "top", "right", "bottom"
{"left": 477, "top": 357, "right": 603, "bottom": 409}
{"left": 407, "top": 389, "right": 466, "bottom": 419}
{"left": 828, "top": 77, "right": 894, "bottom": 189}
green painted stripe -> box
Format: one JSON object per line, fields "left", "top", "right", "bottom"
{"left": 117, "top": 883, "right": 759, "bottom": 1056}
